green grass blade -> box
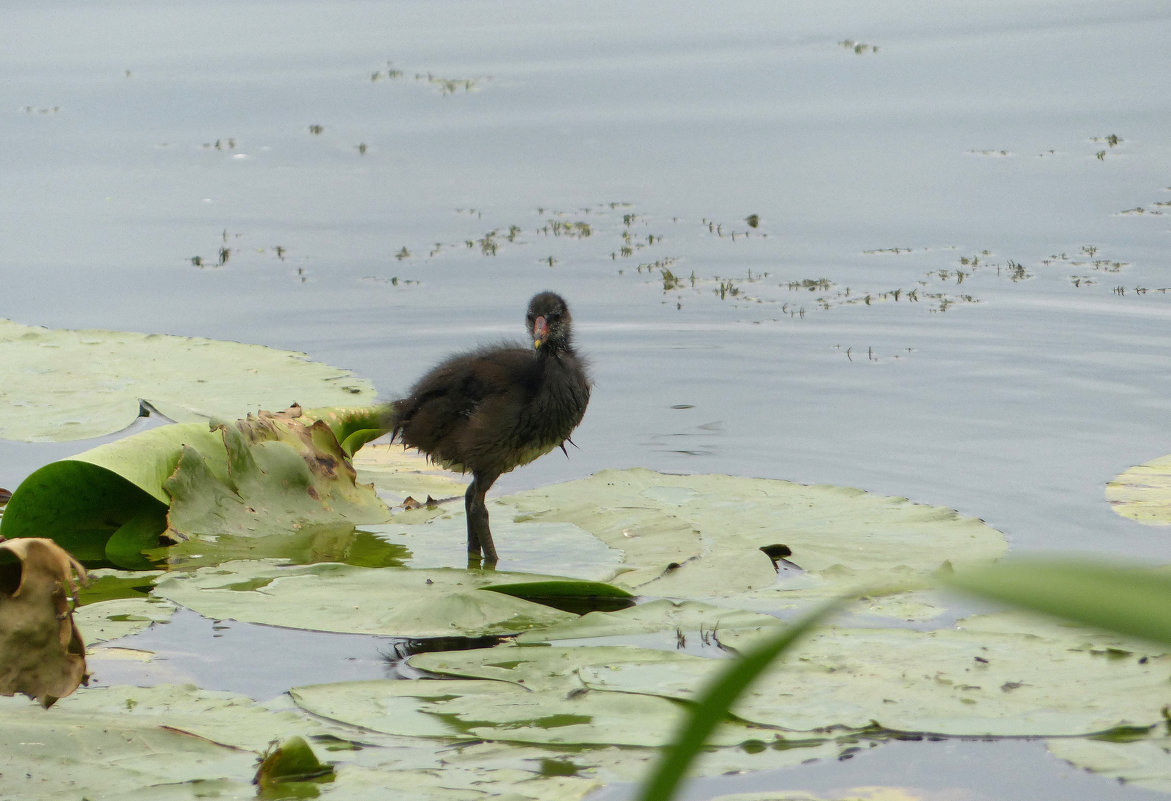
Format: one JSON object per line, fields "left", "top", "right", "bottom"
{"left": 635, "top": 597, "right": 847, "bottom": 801}
{"left": 944, "top": 558, "right": 1171, "bottom": 647}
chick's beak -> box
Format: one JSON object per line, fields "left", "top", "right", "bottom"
{"left": 532, "top": 316, "right": 549, "bottom": 349}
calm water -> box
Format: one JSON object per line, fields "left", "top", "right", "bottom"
{"left": 3, "top": 1, "right": 1170, "bottom": 798}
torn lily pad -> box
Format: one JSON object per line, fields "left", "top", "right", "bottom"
{"left": 165, "top": 408, "right": 392, "bottom": 541}
{"left": 0, "top": 407, "right": 392, "bottom": 569}
{"left": 0, "top": 318, "right": 376, "bottom": 442}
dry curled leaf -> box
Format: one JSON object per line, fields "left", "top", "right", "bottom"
{"left": 0, "top": 537, "right": 88, "bottom": 707}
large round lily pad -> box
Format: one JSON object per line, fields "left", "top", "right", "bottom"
{"left": 497, "top": 469, "right": 1007, "bottom": 613}
{"left": 0, "top": 319, "right": 376, "bottom": 442}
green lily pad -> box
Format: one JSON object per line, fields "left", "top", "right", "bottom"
{"left": 254, "top": 735, "right": 335, "bottom": 791}
{"left": 0, "top": 318, "right": 376, "bottom": 442}
{"left": 0, "top": 703, "right": 253, "bottom": 799}
{"left": 481, "top": 579, "right": 636, "bottom": 614}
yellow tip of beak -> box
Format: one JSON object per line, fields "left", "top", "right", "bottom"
{"left": 533, "top": 339, "right": 543, "bottom": 349}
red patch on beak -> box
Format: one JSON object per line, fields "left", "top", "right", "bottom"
{"left": 533, "top": 316, "right": 549, "bottom": 347}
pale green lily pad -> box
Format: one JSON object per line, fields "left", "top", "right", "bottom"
{"left": 75, "top": 596, "right": 177, "bottom": 644}
{"left": 1047, "top": 734, "right": 1171, "bottom": 794}
{"left": 152, "top": 560, "right": 577, "bottom": 637}
{"left": 0, "top": 705, "right": 253, "bottom": 800}
{"left": 423, "top": 738, "right": 853, "bottom": 799}
{"left": 368, "top": 510, "right": 623, "bottom": 578}
{"left": 503, "top": 468, "right": 1007, "bottom": 580}
{"left": 372, "top": 469, "right": 1005, "bottom": 617}
{"left": 576, "top": 615, "right": 1169, "bottom": 737}
{"left": 410, "top": 643, "right": 707, "bottom": 692}
{"left": 0, "top": 675, "right": 849, "bottom": 801}
{"left": 501, "top": 469, "right": 1006, "bottom": 611}
{"left": 0, "top": 318, "right": 375, "bottom": 442}
{"left": 515, "top": 598, "right": 780, "bottom": 647}
{"left": 700, "top": 791, "right": 918, "bottom": 801}
{"left": 1106, "top": 452, "right": 1171, "bottom": 525}
{"left": 323, "top": 763, "right": 601, "bottom": 801}
{"left": 292, "top": 675, "right": 765, "bottom": 748}
{"left": 288, "top": 701, "right": 851, "bottom": 800}
{"left": 0, "top": 684, "right": 304, "bottom": 799}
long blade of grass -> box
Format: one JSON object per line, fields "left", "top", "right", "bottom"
{"left": 635, "top": 596, "right": 848, "bottom": 801}
{"left": 943, "top": 558, "right": 1171, "bottom": 647}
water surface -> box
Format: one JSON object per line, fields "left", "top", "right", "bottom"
{"left": 3, "top": 2, "right": 1170, "bottom": 798}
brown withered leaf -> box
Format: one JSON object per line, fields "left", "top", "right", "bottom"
{"left": 0, "top": 537, "right": 88, "bottom": 707}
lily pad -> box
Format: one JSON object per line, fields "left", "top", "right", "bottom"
{"left": 0, "top": 695, "right": 254, "bottom": 799}
{"left": 254, "top": 735, "right": 335, "bottom": 791}
{"left": 290, "top": 675, "right": 766, "bottom": 748}
{"left": 514, "top": 599, "right": 781, "bottom": 651}
{"left": 500, "top": 469, "right": 1007, "bottom": 611}
{"left": 1106, "top": 452, "right": 1171, "bottom": 525}
{"left": 0, "top": 407, "right": 393, "bottom": 568}
{"left": 74, "top": 595, "right": 177, "bottom": 644}
{"left": 152, "top": 561, "right": 578, "bottom": 637}
{"left": 0, "top": 318, "right": 376, "bottom": 442}
{"left": 1047, "top": 734, "right": 1171, "bottom": 794}
{"left": 164, "top": 409, "right": 392, "bottom": 541}
{"left": 577, "top": 615, "right": 1169, "bottom": 737}
{"left": 409, "top": 642, "right": 706, "bottom": 692}
{"left": 365, "top": 468, "right": 1004, "bottom": 613}
{"left": 0, "top": 683, "right": 330, "bottom": 799}
{"left": 481, "top": 579, "right": 636, "bottom": 614}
